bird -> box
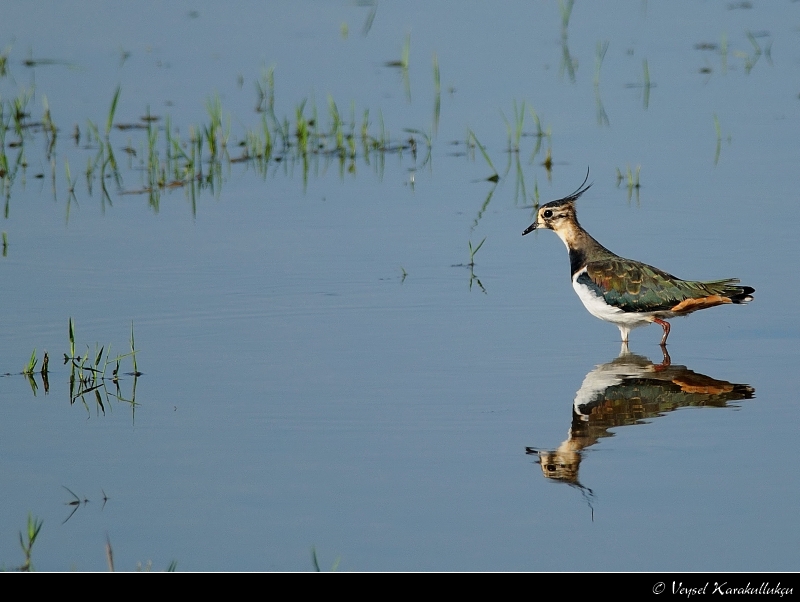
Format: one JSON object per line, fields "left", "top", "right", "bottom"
{"left": 522, "top": 176, "right": 754, "bottom": 345}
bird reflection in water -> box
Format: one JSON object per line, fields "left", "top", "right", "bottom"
{"left": 526, "top": 344, "right": 755, "bottom": 507}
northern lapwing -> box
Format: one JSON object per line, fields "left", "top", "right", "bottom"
{"left": 522, "top": 178, "right": 754, "bottom": 345}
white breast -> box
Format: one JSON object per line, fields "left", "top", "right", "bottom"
{"left": 571, "top": 268, "right": 652, "bottom": 329}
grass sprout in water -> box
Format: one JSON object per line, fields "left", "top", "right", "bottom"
{"left": 0, "top": 49, "right": 436, "bottom": 219}
{"left": 616, "top": 164, "right": 641, "bottom": 203}
{"left": 467, "top": 130, "right": 499, "bottom": 182}
{"left": 63, "top": 318, "right": 141, "bottom": 417}
{"left": 16, "top": 513, "right": 43, "bottom": 572}
{"left": 5, "top": 318, "right": 143, "bottom": 416}
{"left": 5, "top": 512, "right": 176, "bottom": 571}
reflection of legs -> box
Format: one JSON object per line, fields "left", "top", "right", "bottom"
{"left": 655, "top": 344, "right": 671, "bottom": 371}
{"left": 653, "top": 318, "right": 671, "bottom": 346}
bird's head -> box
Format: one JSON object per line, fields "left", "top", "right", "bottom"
{"left": 522, "top": 175, "right": 592, "bottom": 236}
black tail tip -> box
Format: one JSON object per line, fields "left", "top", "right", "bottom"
{"left": 731, "top": 286, "right": 755, "bottom": 304}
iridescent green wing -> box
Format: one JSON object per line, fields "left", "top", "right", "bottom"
{"left": 579, "top": 259, "right": 737, "bottom": 313}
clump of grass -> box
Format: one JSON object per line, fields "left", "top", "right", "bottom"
{"left": 0, "top": 47, "right": 434, "bottom": 211}
{"left": 7, "top": 515, "right": 175, "bottom": 571}
{"left": 22, "top": 349, "right": 49, "bottom": 395}
{"left": 17, "top": 513, "right": 43, "bottom": 572}
{"left": 255, "top": 65, "right": 276, "bottom": 115}
{"left": 22, "top": 348, "right": 37, "bottom": 375}
{"left": 204, "top": 94, "right": 230, "bottom": 159}
{"left": 11, "top": 88, "right": 33, "bottom": 139}
{"left": 63, "top": 317, "right": 140, "bottom": 415}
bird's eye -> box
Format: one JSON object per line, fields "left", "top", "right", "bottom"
{"left": 543, "top": 209, "right": 553, "bottom": 218}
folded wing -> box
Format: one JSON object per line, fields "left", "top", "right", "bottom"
{"left": 578, "top": 259, "right": 754, "bottom": 314}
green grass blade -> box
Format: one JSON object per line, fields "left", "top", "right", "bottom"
{"left": 69, "top": 317, "right": 75, "bottom": 357}
{"left": 24, "top": 348, "right": 37, "bottom": 374}
{"left": 467, "top": 129, "right": 497, "bottom": 178}
{"left": 106, "top": 86, "right": 121, "bottom": 137}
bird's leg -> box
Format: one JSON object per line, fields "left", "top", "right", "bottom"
{"left": 653, "top": 318, "right": 671, "bottom": 346}
{"left": 618, "top": 326, "right": 630, "bottom": 343}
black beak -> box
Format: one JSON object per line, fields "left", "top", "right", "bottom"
{"left": 522, "top": 222, "right": 538, "bottom": 236}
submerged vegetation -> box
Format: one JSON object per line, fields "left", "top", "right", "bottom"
{"left": 0, "top": 52, "right": 440, "bottom": 217}
{"left": 5, "top": 318, "right": 141, "bottom": 418}
{"left": 0, "top": 35, "right": 575, "bottom": 224}
{"left": 0, "top": 20, "right": 771, "bottom": 253}
{"left": 0, "top": 42, "right": 567, "bottom": 293}
{"left": 4, "top": 512, "right": 176, "bottom": 571}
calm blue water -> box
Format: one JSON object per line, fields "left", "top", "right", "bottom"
{"left": 0, "top": 1, "right": 797, "bottom": 571}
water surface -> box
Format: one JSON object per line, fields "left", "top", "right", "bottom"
{"left": 0, "top": 1, "right": 797, "bottom": 571}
